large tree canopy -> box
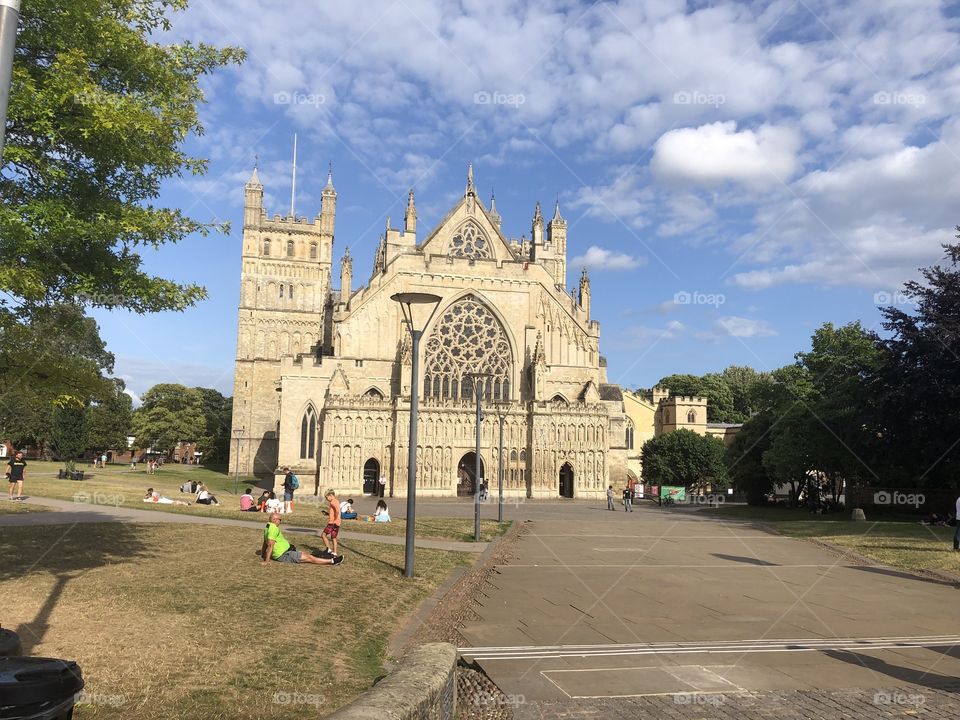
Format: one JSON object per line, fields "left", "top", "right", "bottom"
{"left": 640, "top": 429, "right": 727, "bottom": 488}
{"left": 1, "top": 0, "right": 244, "bottom": 312}
{"left": 131, "top": 384, "right": 231, "bottom": 460}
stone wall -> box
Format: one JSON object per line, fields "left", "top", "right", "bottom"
{"left": 327, "top": 642, "right": 457, "bottom": 720}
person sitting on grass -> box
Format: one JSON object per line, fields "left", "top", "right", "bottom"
{"left": 195, "top": 483, "right": 220, "bottom": 506}
{"left": 339, "top": 498, "right": 358, "bottom": 520}
{"left": 143, "top": 488, "right": 190, "bottom": 506}
{"left": 240, "top": 488, "right": 257, "bottom": 512}
{"left": 264, "top": 491, "right": 283, "bottom": 515}
{"left": 256, "top": 490, "right": 271, "bottom": 512}
{"left": 361, "top": 499, "right": 391, "bottom": 523}
{"left": 261, "top": 512, "right": 342, "bottom": 566}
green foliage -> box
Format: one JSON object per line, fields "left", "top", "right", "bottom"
{"left": 49, "top": 402, "right": 87, "bottom": 467}
{"left": 1, "top": 0, "right": 244, "bottom": 312}
{"left": 725, "top": 413, "right": 773, "bottom": 505}
{"left": 640, "top": 429, "right": 727, "bottom": 488}
{"left": 85, "top": 379, "right": 133, "bottom": 452}
{"left": 655, "top": 367, "right": 771, "bottom": 422}
{"left": 131, "top": 384, "right": 231, "bottom": 460}
{"left": 0, "top": 304, "right": 114, "bottom": 448}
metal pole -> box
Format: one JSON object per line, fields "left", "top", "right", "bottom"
{"left": 0, "top": 0, "right": 19, "bottom": 156}
{"left": 474, "top": 386, "right": 481, "bottom": 542}
{"left": 498, "top": 413, "right": 504, "bottom": 523}
{"left": 404, "top": 329, "right": 422, "bottom": 578}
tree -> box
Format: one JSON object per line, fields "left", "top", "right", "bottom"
{"left": 0, "top": 304, "right": 115, "bottom": 449}
{"left": 49, "top": 401, "right": 87, "bottom": 468}
{"left": 85, "top": 379, "right": 133, "bottom": 454}
{"left": 130, "top": 384, "right": 206, "bottom": 454}
{"left": 1, "top": 0, "right": 243, "bottom": 314}
{"left": 726, "top": 412, "right": 774, "bottom": 505}
{"left": 197, "top": 388, "right": 232, "bottom": 464}
{"left": 640, "top": 429, "right": 727, "bottom": 488}
{"left": 880, "top": 237, "right": 960, "bottom": 488}
{"left": 720, "top": 365, "right": 772, "bottom": 421}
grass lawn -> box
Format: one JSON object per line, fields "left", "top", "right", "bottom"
{"left": 704, "top": 504, "right": 960, "bottom": 575}
{"left": 0, "top": 499, "right": 53, "bottom": 514}
{"left": 20, "top": 461, "right": 511, "bottom": 542}
{"left": 1, "top": 522, "right": 471, "bottom": 719}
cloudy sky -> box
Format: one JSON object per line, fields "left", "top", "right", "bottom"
{"left": 92, "top": 0, "right": 960, "bottom": 400}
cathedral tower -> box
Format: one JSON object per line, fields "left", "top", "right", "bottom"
{"left": 230, "top": 163, "right": 335, "bottom": 476}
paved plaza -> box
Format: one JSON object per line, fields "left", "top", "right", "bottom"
{"left": 455, "top": 502, "right": 960, "bottom": 715}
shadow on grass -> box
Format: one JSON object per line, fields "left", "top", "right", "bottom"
{"left": 1, "top": 522, "right": 154, "bottom": 652}
{"left": 315, "top": 541, "right": 404, "bottom": 575}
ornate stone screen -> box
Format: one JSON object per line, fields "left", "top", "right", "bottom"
{"left": 424, "top": 295, "right": 511, "bottom": 401}
{"left": 447, "top": 221, "right": 492, "bottom": 260}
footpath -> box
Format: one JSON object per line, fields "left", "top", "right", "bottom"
{"left": 1, "top": 496, "right": 485, "bottom": 553}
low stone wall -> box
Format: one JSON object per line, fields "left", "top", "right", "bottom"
{"left": 327, "top": 642, "right": 457, "bottom": 720}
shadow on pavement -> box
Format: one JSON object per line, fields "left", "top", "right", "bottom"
{"left": 712, "top": 553, "right": 779, "bottom": 566}
{"left": 822, "top": 649, "right": 960, "bottom": 692}
{"left": 849, "top": 564, "right": 959, "bottom": 588}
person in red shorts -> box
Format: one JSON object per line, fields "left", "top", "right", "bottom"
{"left": 321, "top": 489, "right": 342, "bottom": 559}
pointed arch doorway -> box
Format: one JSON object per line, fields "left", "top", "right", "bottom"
{"left": 457, "top": 452, "right": 483, "bottom": 497}
{"left": 559, "top": 462, "right": 574, "bottom": 498}
{"left": 362, "top": 458, "right": 380, "bottom": 495}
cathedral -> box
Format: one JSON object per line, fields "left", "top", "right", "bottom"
{"left": 229, "top": 163, "right": 709, "bottom": 499}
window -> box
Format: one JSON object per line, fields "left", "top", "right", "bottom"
{"left": 687, "top": 410, "right": 696, "bottom": 424}
{"left": 448, "top": 220, "right": 492, "bottom": 260}
{"left": 263, "top": 239, "right": 271, "bottom": 256}
{"left": 309, "top": 243, "right": 317, "bottom": 259}
{"left": 287, "top": 240, "right": 295, "bottom": 257}
{"left": 625, "top": 421, "right": 634, "bottom": 450}
{"left": 288, "top": 285, "right": 293, "bottom": 299}
{"left": 300, "top": 406, "right": 317, "bottom": 459}
{"left": 279, "top": 283, "right": 284, "bottom": 298}
{"left": 423, "top": 295, "right": 512, "bottom": 401}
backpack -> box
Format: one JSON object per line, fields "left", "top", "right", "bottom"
{"left": 289, "top": 473, "right": 300, "bottom": 490}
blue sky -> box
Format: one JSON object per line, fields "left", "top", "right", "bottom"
{"left": 91, "top": 0, "right": 960, "bottom": 402}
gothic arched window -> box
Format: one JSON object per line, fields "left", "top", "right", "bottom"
{"left": 448, "top": 221, "right": 492, "bottom": 260}
{"left": 263, "top": 239, "right": 271, "bottom": 256}
{"left": 300, "top": 406, "right": 317, "bottom": 459}
{"left": 309, "top": 243, "right": 318, "bottom": 259}
{"left": 625, "top": 420, "right": 634, "bottom": 450}
{"left": 287, "top": 240, "right": 295, "bottom": 257}
{"left": 423, "top": 295, "right": 511, "bottom": 401}
{"left": 687, "top": 410, "right": 697, "bottom": 424}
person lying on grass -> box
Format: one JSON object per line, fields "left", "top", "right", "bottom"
{"left": 143, "top": 488, "right": 190, "bottom": 506}
{"left": 261, "top": 512, "right": 342, "bottom": 566}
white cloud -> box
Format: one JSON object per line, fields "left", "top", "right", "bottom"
{"left": 626, "top": 320, "right": 687, "bottom": 342}
{"left": 651, "top": 121, "right": 802, "bottom": 188}
{"left": 714, "top": 316, "right": 777, "bottom": 338}
{"left": 571, "top": 245, "right": 646, "bottom": 271}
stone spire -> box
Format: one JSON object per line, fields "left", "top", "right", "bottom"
{"left": 320, "top": 163, "right": 337, "bottom": 238}
{"left": 404, "top": 188, "right": 417, "bottom": 234}
{"left": 552, "top": 198, "right": 565, "bottom": 224}
{"left": 578, "top": 267, "right": 591, "bottom": 318}
{"left": 340, "top": 246, "right": 353, "bottom": 302}
{"left": 531, "top": 200, "right": 544, "bottom": 246}
{"left": 465, "top": 162, "right": 476, "bottom": 196}
{"left": 487, "top": 191, "right": 501, "bottom": 231}
{"left": 244, "top": 163, "right": 263, "bottom": 228}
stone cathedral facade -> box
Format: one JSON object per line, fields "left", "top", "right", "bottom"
{"left": 229, "top": 164, "right": 703, "bottom": 499}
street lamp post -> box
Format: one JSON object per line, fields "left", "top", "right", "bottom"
{"left": 391, "top": 292, "right": 442, "bottom": 578}
{"left": 465, "top": 372, "right": 491, "bottom": 542}
{"left": 0, "top": 0, "right": 20, "bottom": 155}
{"left": 494, "top": 404, "right": 508, "bottom": 523}
{"left": 233, "top": 428, "right": 244, "bottom": 495}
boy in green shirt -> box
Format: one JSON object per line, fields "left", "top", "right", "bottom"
{"left": 261, "top": 513, "right": 342, "bottom": 565}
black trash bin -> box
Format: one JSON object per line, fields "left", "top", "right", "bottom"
{"left": 0, "top": 657, "right": 84, "bottom": 720}
{"left": 0, "top": 629, "right": 21, "bottom": 657}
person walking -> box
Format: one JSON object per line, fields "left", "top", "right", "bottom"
{"left": 606, "top": 485, "right": 615, "bottom": 511}
{"left": 6, "top": 451, "right": 26, "bottom": 501}
{"left": 622, "top": 484, "right": 632, "bottom": 512}
{"left": 321, "top": 489, "right": 342, "bottom": 558}
{"left": 282, "top": 466, "right": 298, "bottom": 514}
